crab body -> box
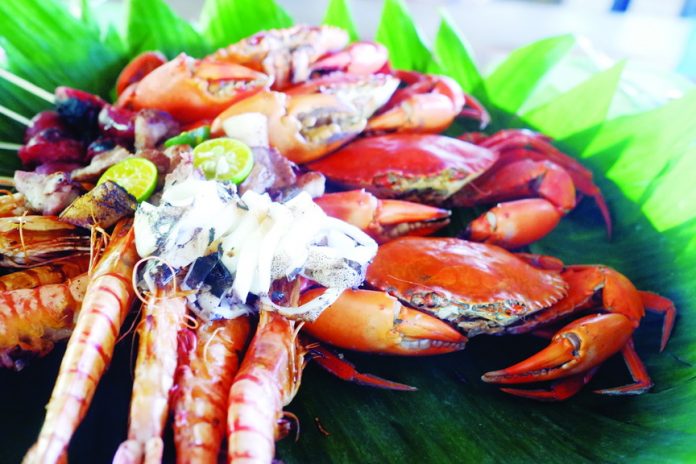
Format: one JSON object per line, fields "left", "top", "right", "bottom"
{"left": 366, "top": 237, "right": 568, "bottom": 337}
{"left": 309, "top": 134, "right": 497, "bottom": 203}
{"left": 303, "top": 237, "right": 676, "bottom": 400}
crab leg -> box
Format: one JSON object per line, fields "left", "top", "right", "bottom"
{"left": 314, "top": 190, "right": 450, "bottom": 243}
{"left": 505, "top": 266, "right": 646, "bottom": 334}
{"left": 308, "top": 344, "right": 416, "bottom": 391}
{"left": 640, "top": 291, "right": 676, "bottom": 351}
{"left": 594, "top": 339, "right": 653, "bottom": 395}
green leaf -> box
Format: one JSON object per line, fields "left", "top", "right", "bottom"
{"left": 580, "top": 90, "right": 696, "bottom": 203}
{"left": 522, "top": 61, "right": 625, "bottom": 140}
{"left": 125, "top": 0, "right": 209, "bottom": 58}
{"left": 485, "top": 35, "right": 575, "bottom": 121}
{"left": 323, "top": 0, "right": 359, "bottom": 42}
{"left": 432, "top": 11, "right": 486, "bottom": 101}
{"left": 642, "top": 145, "right": 696, "bottom": 232}
{"left": 375, "top": 0, "right": 431, "bottom": 71}
{"left": 200, "top": 0, "right": 293, "bottom": 50}
{"left": 0, "top": 0, "right": 126, "bottom": 97}
{"left": 0, "top": 151, "right": 21, "bottom": 177}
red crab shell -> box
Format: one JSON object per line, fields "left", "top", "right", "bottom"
{"left": 308, "top": 134, "right": 498, "bottom": 203}
{"left": 366, "top": 237, "right": 568, "bottom": 336}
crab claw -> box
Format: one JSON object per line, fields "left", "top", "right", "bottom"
{"left": 315, "top": 190, "right": 451, "bottom": 243}
{"left": 464, "top": 199, "right": 564, "bottom": 249}
{"left": 482, "top": 313, "right": 633, "bottom": 384}
{"left": 117, "top": 54, "right": 270, "bottom": 123}
{"left": 471, "top": 129, "right": 612, "bottom": 237}
{"left": 286, "top": 73, "right": 399, "bottom": 119}
{"left": 212, "top": 90, "right": 368, "bottom": 164}
{"left": 115, "top": 51, "right": 167, "bottom": 97}
{"left": 301, "top": 288, "right": 467, "bottom": 356}
{"left": 367, "top": 71, "right": 489, "bottom": 134}
{"left": 210, "top": 25, "right": 349, "bottom": 89}
{"left": 310, "top": 41, "right": 389, "bottom": 76}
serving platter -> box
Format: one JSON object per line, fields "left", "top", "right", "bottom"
{"left": 0, "top": 0, "right": 695, "bottom": 462}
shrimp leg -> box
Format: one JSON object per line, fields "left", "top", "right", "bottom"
{"left": 23, "top": 219, "right": 138, "bottom": 464}
{"left": 172, "top": 317, "right": 251, "bottom": 464}
{"left": 113, "top": 292, "right": 187, "bottom": 464}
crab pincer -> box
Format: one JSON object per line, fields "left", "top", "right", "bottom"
{"left": 117, "top": 54, "right": 271, "bottom": 124}
{"left": 481, "top": 265, "right": 677, "bottom": 400}
{"left": 211, "top": 73, "right": 399, "bottom": 164}
{"left": 366, "top": 71, "right": 490, "bottom": 133}
{"left": 314, "top": 190, "right": 451, "bottom": 243}
{"left": 302, "top": 288, "right": 467, "bottom": 355}
{"left": 455, "top": 129, "right": 612, "bottom": 247}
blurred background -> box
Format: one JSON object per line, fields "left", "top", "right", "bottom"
{"left": 131, "top": 0, "right": 696, "bottom": 80}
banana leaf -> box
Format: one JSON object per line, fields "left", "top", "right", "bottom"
{"left": 1, "top": 0, "right": 695, "bottom": 463}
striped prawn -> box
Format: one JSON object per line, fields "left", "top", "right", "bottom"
{"left": 172, "top": 317, "right": 251, "bottom": 464}
{"left": 0, "top": 192, "right": 29, "bottom": 218}
{"left": 0, "top": 254, "right": 89, "bottom": 291}
{"left": 227, "top": 281, "right": 306, "bottom": 464}
{"left": 0, "top": 215, "right": 90, "bottom": 267}
{"left": 0, "top": 263, "right": 89, "bottom": 370}
{"left": 113, "top": 286, "right": 188, "bottom": 464}
{"left": 23, "top": 219, "right": 139, "bottom": 464}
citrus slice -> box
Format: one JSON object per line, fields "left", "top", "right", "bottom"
{"left": 97, "top": 157, "right": 158, "bottom": 202}
{"left": 163, "top": 125, "right": 210, "bottom": 148}
{"left": 192, "top": 137, "right": 254, "bottom": 184}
